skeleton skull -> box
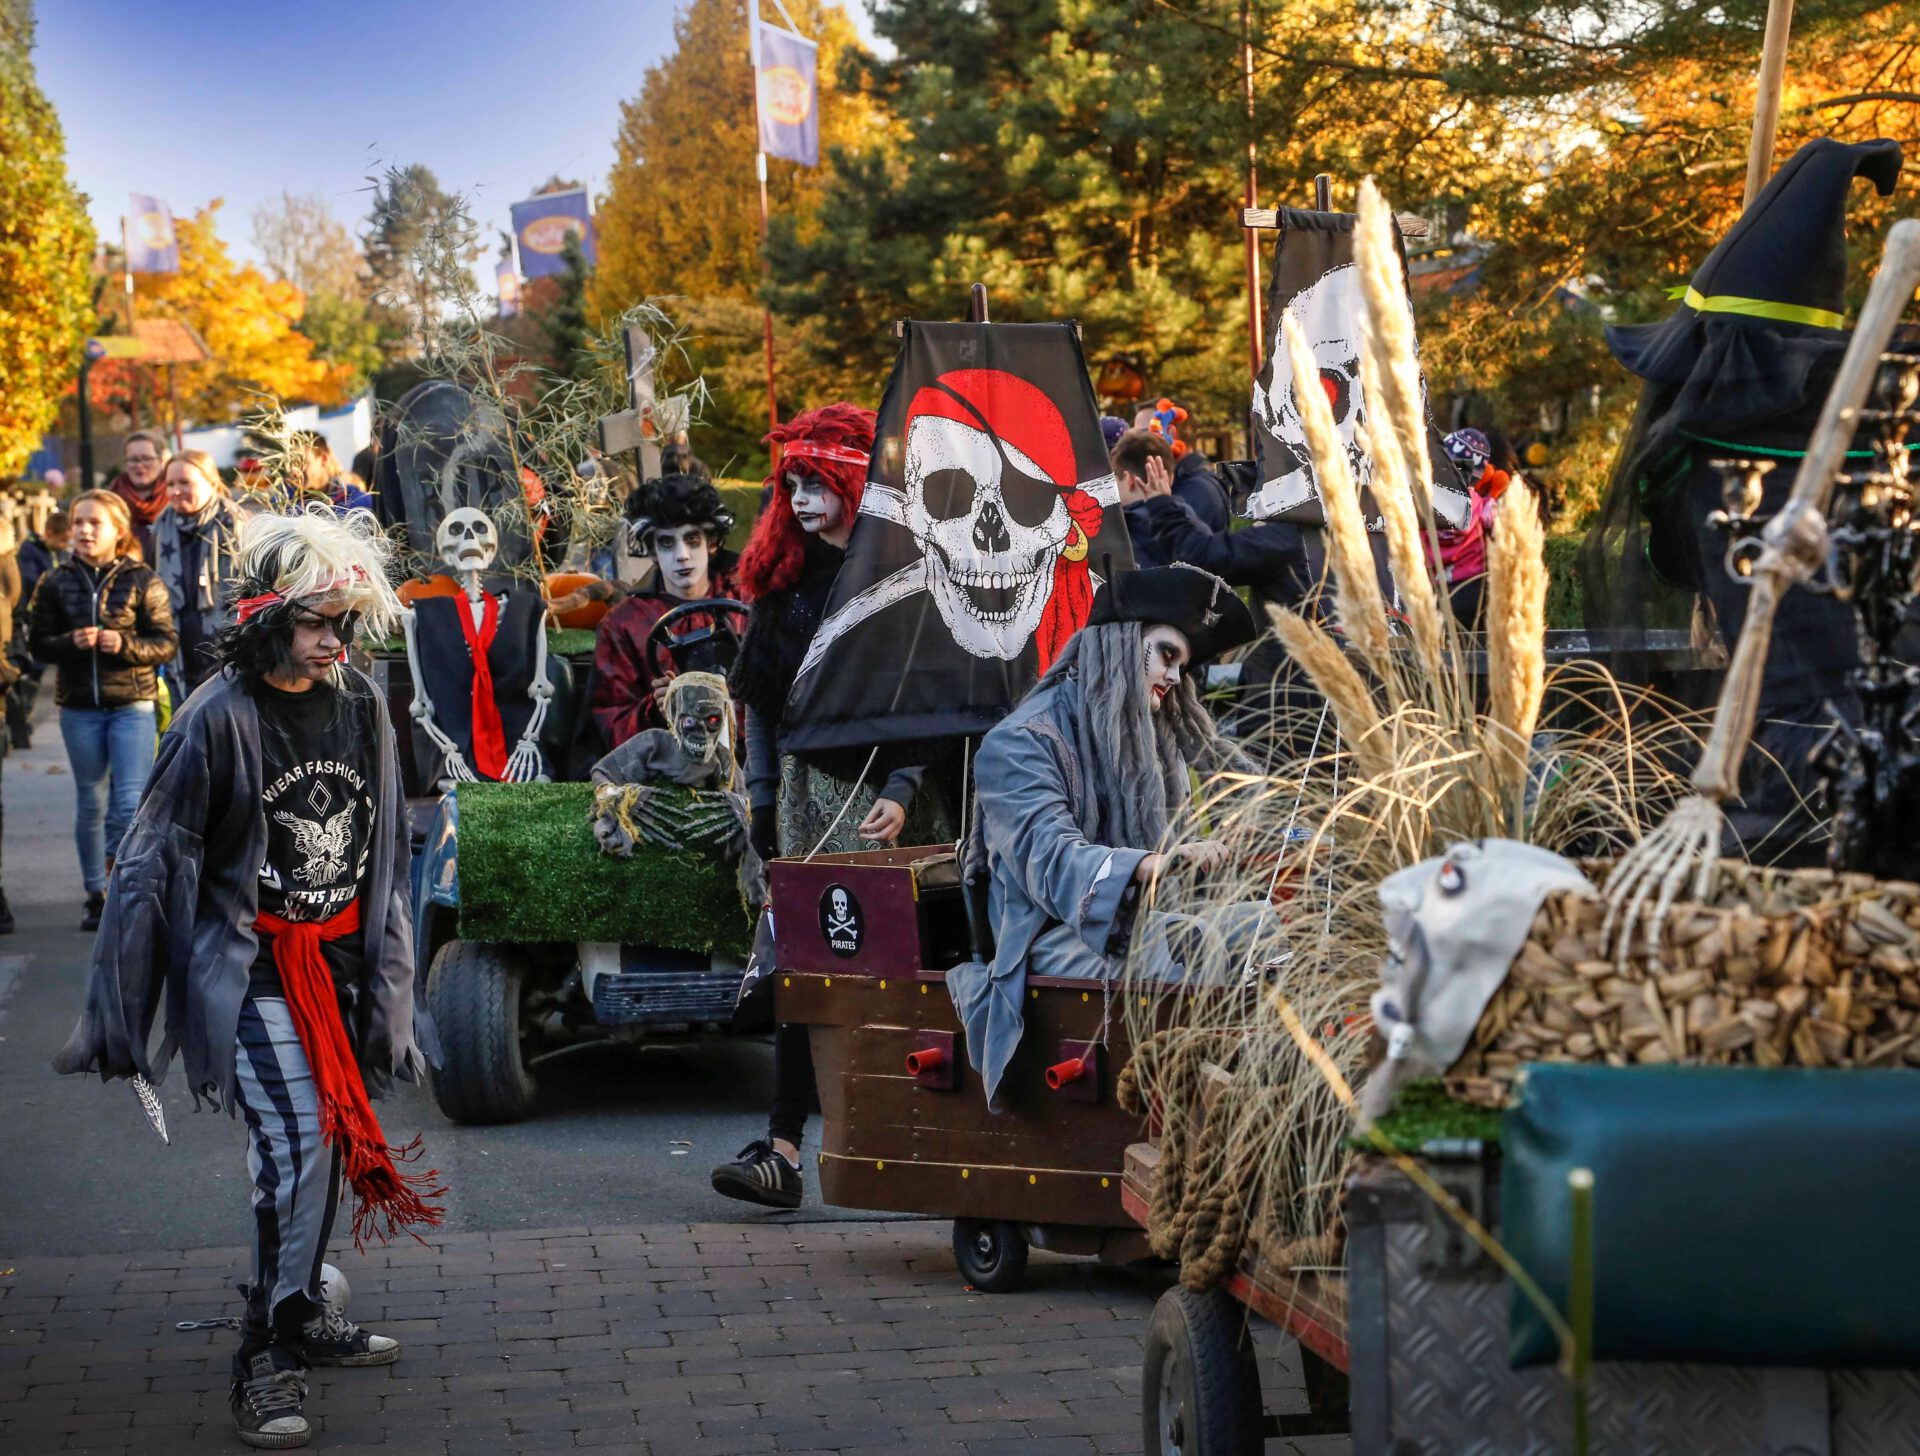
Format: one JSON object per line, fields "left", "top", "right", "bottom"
{"left": 436, "top": 506, "right": 498, "bottom": 574}
{"left": 831, "top": 888, "right": 849, "bottom": 921}
{"left": 663, "top": 671, "right": 732, "bottom": 766}
{"left": 903, "top": 408, "right": 1069, "bottom": 661}
{"left": 1249, "top": 263, "right": 1371, "bottom": 520}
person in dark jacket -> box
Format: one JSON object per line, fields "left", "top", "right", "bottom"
{"left": 108, "top": 430, "right": 170, "bottom": 560}
{"left": 590, "top": 473, "right": 746, "bottom": 750}
{"left": 9, "top": 509, "right": 68, "bottom": 751}
{"left": 53, "top": 504, "right": 437, "bottom": 1452}
{"left": 154, "top": 449, "right": 243, "bottom": 693}
{"left": 1112, "top": 429, "right": 1234, "bottom": 567}
{"left": 28, "top": 490, "right": 176, "bottom": 930}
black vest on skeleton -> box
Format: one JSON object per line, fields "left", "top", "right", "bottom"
{"left": 412, "top": 592, "right": 545, "bottom": 782}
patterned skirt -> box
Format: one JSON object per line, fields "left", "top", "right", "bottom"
{"left": 775, "top": 753, "right": 957, "bottom": 858}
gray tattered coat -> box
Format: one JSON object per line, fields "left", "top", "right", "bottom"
{"left": 52, "top": 668, "right": 437, "bottom": 1110}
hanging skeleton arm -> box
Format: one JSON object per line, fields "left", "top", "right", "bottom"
{"left": 1604, "top": 218, "right": 1920, "bottom": 960}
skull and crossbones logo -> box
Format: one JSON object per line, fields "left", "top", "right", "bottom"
{"left": 795, "top": 369, "right": 1114, "bottom": 682}
{"left": 435, "top": 505, "right": 499, "bottom": 575}
{"left": 1249, "top": 264, "right": 1371, "bottom": 520}
{"left": 820, "top": 884, "right": 862, "bottom": 956}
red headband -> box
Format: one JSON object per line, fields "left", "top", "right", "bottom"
{"left": 782, "top": 440, "right": 871, "bottom": 470}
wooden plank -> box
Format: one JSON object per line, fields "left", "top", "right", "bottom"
{"left": 1226, "top": 1264, "right": 1351, "bottom": 1372}
{"left": 1241, "top": 206, "right": 1429, "bottom": 239}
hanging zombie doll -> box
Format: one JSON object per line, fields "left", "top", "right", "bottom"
{"left": 403, "top": 506, "right": 554, "bottom": 788}
{"left": 589, "top": 670, "right": 752, "bottom": 865}
{"left": 780, "top": 323, "right": 1134, "bottom": 754}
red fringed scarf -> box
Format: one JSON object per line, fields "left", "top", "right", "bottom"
{"left": 453, "top": 594, "right": 509, "bottom": 779}
{"left": 255, "top": 902, "right": 446, "bottom": 1249}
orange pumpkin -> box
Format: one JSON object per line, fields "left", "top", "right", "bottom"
{"left": 397, "top": 574, "right": 461, "bottom": 604}
{"left": 544, "top": 571, "right": 611, "bottom": 629}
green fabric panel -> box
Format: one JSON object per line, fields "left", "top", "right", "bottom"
{"left": 453, "top": 781, "right": 752, "bottom": 955}
{"left": 1503, "top": 1064, "right": 1920, "bottom": 1368}
{"left": 1361, "top": 1078, "right": 1504, "bottom": 1152}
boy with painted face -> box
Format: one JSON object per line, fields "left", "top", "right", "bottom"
{"left": 590, "top": 473, "right": 746, "bottom": 751}
{"left": 949, "top": 565, "right": 1261, "bottom": 1104}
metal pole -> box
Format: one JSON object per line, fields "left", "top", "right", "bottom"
{"left": 1314, "top": 173, "right": 1333, "bottom": 212}
{"left": 749, "top": 8, "right": 781, "bottom": 464}
{"left": 78, "top": 355, "right": 96, "bottom": 490}
{"left": 1568, "top": 1167, "right": 1595, "bottom": 1456}
{"left": 121, "top": 215, "right": 140, "bottom": 432}
{"left": 1240, "top": 0, "right": 1263, "bottom": 458}
{"left": 1742, "top": 0, "right": 1796, "bottom": 210}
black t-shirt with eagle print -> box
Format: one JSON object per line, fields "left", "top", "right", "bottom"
{"left": 248, "top": 675, "right": 378, "bottom": 994}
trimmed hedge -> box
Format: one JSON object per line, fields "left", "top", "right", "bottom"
{"left": 453, "top": 781, "right": 752, "bottom": 956}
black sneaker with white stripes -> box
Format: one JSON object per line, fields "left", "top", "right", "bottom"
{"left": 231, "top": 1348, "right": 310, "bottom": 1449}
{"left": 293, "top": 1305, "right": 401, "bottom": 1367}
{"left": 710, "top": 1137, "right": 803, "bottom": 1209}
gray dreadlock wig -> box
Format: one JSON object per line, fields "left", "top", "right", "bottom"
{"left": 1035, "top": 620, "right": 1251, "bottom": 853}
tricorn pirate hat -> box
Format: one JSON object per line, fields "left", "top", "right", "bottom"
{"left": 1087, "top": 563, "right": 1257, "bottom": 665}
{"left": 1607, "top": 137, "right": 1903, "bottom": 385}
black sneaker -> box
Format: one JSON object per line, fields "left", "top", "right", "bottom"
{"left": 710, "top": 1137, "right": 803, "bottom": 1209}
{"left": 80, "top": 891, "right": 104, "bottom": 933}
{"left": 293, "top": 1306, "right": 400, "bottom": 1367}
{"left": 231, "top": 1349, "right": 310, "bottom": 1449}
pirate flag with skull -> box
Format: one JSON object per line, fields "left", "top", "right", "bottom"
{"left": 781, "top": 322, "right": 1133, "bottom": 752}
{"left": 1248, "top": 208, "right": 1467, "bottom": 534}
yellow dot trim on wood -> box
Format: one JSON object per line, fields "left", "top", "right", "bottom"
{"left": 879, "top": 979, "right": 887, "bottom": 989}
{"left": 961, "top": 1168, "right": 970, "bottom": 1179}
{"left": 1030, "top": 989, "right": 1038, "bottom": 999}
{"left": 921, "top": 984, "right": 929, "bottom": 995}
{"left": 1101, "top": 1177, "right": 1111, "bottom": 1188}
{"left": 1081, "top": 992, "right": 1089, "bottom": 1002}
{"left": 823, "top": 977, "right": 831, "bottom": 988}
{"left": 783, "top": 977, "right": 791, "bottom": 987}
{"left": 876, "top": 1160, "right": 885, "bottom": 1171}
{"left": 1028, "top": 1174, "right": 1037, "bottom": 1185}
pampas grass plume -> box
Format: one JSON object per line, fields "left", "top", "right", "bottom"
{"left": 1486, "top": 481, "right": 1549, "bottom": 792}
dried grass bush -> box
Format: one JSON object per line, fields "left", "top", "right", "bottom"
{"left": 1116, "top": 179, "right": 1705, "bottom": 1289}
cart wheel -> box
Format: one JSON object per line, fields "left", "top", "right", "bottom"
{"left": 1141, "top": 1286, "right": 1263, "bottom": 1456}
{"left": 426, "top": 940, "right": 537, "bottom": 1124}
{"left": 952, "top": 1219, "right": 1029, "bottom": 1293}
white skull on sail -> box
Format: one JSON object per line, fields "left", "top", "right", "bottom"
{"left": 1250, "top": 262, "right": 1371, "bottom": 520}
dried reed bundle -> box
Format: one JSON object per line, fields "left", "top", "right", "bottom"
{"left": 1354, "top": 180, "right": 1439, "bottom": 521}
{"left": 1268, "top": 607, "right": 1390, "bottom": 779}
{"left": 1283, "top": 314, "right": 1392, "bottom": 677}
{"left": 1485, "top": 480, "right": 1549, "bottom": 800}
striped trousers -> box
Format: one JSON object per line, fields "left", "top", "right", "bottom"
{"left": 234, "top": 996, "right": 343, "bottom": 1334}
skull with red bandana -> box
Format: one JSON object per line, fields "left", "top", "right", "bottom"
{"left": 903, "top": 369, "right": 1105, "bottom": 669}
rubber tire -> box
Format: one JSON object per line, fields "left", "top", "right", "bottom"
{"left": 426, "top": 940, "right": 537, "bottom": 1124}
{"left": 951, "top": 1218, "right": 1030, "bottom": 1293}
{"left": 1141, "top": 1286, "right": 1263, "bottom": 1456}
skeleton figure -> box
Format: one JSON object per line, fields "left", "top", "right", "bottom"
{"left": 1250, "top": 264, "right": 1371, "bottom": 520}
{"left": 588, "top": 672, "right": 762, "bottom": 900}
{"left": 402, "top": 502, "right": 555, "bottom": 786}
{"left": 824, "top": 887, "right": 856, "bottom": 939}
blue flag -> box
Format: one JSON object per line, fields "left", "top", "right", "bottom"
{"left": 755, "top": 22, "right": 819, "bottom": 168}
{"left": 126, "top": 194, "right": 178, "bottom": 274}
{"left": 510, "top": 189, "right": 596, "bottom": 280}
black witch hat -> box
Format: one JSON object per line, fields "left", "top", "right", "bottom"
{"left": 1605, "top": 138, "right": 1902, "bottom": 424}
{"left": 1088, "top": 563, "right": 1257, "bottom": 664}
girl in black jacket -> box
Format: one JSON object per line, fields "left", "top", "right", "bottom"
{"left": 28, "top": 489, "right": 176, "bottom": 929}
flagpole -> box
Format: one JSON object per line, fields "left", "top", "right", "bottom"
{"left": 1240, "top": 0, "right": 1263, "bottom": 458}
{"left": 749, "top": 7, "right": 781, "bottom": 462}
{"left": 120, "top": 215, "right": 141, "bottom": 432}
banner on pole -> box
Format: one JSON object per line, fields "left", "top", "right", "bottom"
{"left": 755, "top": 21, "right": 820, "bottom": 168}
{"left": 780, "top": 322, "right": 1133, "bottom": 751}
{"left": 126, "top": 194, "right": 179, "bottom": 274}
{"left": 496, "top": 261, "right": 522, "bottom": 318}
{"left": 1247, "top": 207, "right": 1463, "bottom": 528}
{"left": 509, "top": 188, "right": 596, "bottom": 280}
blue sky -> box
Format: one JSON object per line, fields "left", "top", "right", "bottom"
{"left": 36, "top": 0, "right": 823, "bottom": 273}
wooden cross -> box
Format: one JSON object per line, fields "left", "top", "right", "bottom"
{"left": 596, "top": 325, "right": 665, "bottom": 584}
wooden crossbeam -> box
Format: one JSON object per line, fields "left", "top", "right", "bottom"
{"left": 1241, "top": 206, "right": 1430, "bottom": 239}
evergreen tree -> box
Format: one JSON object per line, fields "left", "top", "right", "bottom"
{"left": 363, "top": 163, "right": 480, "bottom": 372}
{"left": 539, "top": 231, "right": 595, "bottom": 383}
{"left": 0, "top": 0, "right": 95, "bottom": 476}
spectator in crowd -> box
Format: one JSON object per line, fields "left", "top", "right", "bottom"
{"left": 109, "top": 430, "right": 171, "bottom": 561}
{"left": 11, "top": 509, "right": 69, "bottom": 747}
{"left": 155, "top": 449, "right": 243, "bottom": 695}
{"left": 294, "top": 431, "right": 374, "bottom": 514}
{"left": 28, "top": 490, "right": 176, "bottom": 931}
{"left": 1112, "top": 428, "right": 1237, "bottom": 567}
{"left": 1131, "top": 402, "right": 1231, "bottom": 532}
{"left": 1430, "top": 428, "right": 1512, "bottom": 627}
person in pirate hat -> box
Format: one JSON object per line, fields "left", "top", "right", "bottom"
{"left": 1582, "top": 136, "right": 1905, "bottom": 862}
{"left": 949, "top": 565, "right": 1263, "bottom": 1105}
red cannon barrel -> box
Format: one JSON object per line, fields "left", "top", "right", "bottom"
{"left": 905, "top": 1046, "right": 945, "bottom": 1077}
{"left": 1045, "top": 1057, "right": 1088, "bottom": 1090}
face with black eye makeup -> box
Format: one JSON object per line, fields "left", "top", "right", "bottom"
{"left": 1141, "top": 624, "right": 1191, "bottom": 712}
{"left": 788, "top": 473, "right": 849, "bottom": 548}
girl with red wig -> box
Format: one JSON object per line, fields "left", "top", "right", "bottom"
{"left": 714, "top": 403, "right": 959, "bottom": 1209}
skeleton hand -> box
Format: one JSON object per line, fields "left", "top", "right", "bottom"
{"left": 858, "top": 797, "right": 907, "bottom": 845}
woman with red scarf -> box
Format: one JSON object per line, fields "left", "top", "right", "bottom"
{"left": 54, "top": 506, "right": 441, "bottom": 1450}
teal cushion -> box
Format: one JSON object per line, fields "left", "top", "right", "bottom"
{"left": 1504, "top": 1064, "right": 1920, "bottom": 1367}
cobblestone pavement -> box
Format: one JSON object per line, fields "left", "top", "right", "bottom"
{"left": 2, "top": 1217, "right": 1294, "bottom": 1456}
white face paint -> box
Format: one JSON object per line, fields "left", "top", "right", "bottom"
{"left": 902, "top": 414, "right": 1068, "bottom": 661}
{"left": 789, "top": 474, "right": 845, "bottom": 541}
{"left": 1142, "top": 624, "right": 1191, "bottom": 713}
{"left": 652, "top": 523, "right": 712, "bottom": 601}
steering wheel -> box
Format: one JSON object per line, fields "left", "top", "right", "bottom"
{"left": 643, "top": 598, "right": 749, "bottom": 687}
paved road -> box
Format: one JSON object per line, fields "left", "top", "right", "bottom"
{"left": 0, "top": 702, "right": 867, "bottom": 1257}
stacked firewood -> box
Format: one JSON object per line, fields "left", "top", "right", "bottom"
{"left": 1448, "top": 864, "right": 1920, "bottom": 1107}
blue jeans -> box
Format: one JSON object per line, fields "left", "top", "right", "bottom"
{"left": 60, "top": 703, "right": 156, "bottom": 893}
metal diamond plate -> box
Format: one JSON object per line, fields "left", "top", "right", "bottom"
{"left": 1363, "top": 1215, "right": 1920, "bottom": 1454}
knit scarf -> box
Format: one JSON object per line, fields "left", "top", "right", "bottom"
{"left": 110, "top": 472, "right": 169, "bottom": 529}
{"left": 254, "top": 901, "right": 446, "bottom": 1248}
{"left": 454, "top": 593, "right": 509, "bottom": 778}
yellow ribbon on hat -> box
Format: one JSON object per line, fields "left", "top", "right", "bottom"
{"left": 1677, "top": 286, "right": 1847, "bottom": 331}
